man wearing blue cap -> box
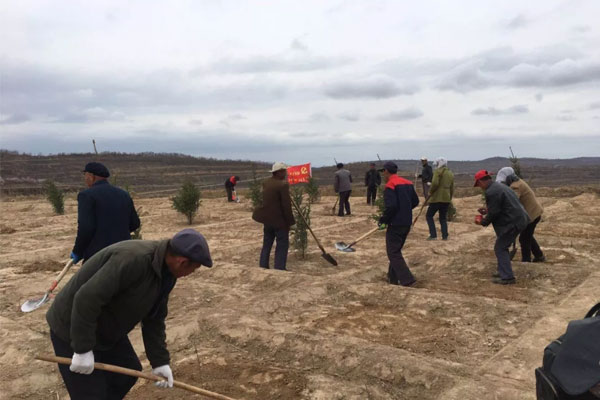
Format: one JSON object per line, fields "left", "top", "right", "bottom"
{"left": 71, "top": 162, "right": 140, "bottom": 264}
{"left": 47, "top": 229, "right": 213, "bottom": 399}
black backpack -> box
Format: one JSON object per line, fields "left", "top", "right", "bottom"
{"left": 536, "top": 303, "right": 600, "bottom": 400}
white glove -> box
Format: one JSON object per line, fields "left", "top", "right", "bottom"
{"left": 426, "top": 182, "right": 431, "bottom": 186}
{"left": 70, "top": 351, "right": 95, "bottom": 375}
{"left": 152, "top": 364, "right": 173, "bottom": 388}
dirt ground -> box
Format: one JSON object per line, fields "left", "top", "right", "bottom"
{"left": 0, "top": 189, "right": 598, "bottom": 400}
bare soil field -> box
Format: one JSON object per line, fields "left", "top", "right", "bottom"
{"left": 1, "top": 189, "right": 598, "bottom": 399}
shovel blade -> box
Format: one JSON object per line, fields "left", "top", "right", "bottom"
{"left": 321, "top": 252, "right": 338, "bottom": 266}
{"left": 21, "top": 293, "right": 50, "bottom": 313}
{"left": 334, "top": 242, "right": 356, "bottom": 252}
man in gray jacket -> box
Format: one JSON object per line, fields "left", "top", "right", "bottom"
{"left": 46, "top": 229, "right": 212, "bottom": 399}
{"left": 474, "top": 170, "right": 529, "bottom": 285}
{"left": 334, "top": 163, "right": 353, "bottom": 217}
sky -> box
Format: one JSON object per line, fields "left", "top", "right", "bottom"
{"left": 1, "top": 0, "right": 599, "bottom": 166}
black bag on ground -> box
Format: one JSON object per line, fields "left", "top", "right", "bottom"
{"left": 535, "top": 303, "right": 600, "bottom": 399}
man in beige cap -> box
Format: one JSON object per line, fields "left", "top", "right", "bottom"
{"left": 252, "top": 162, "right": 295, "bottom": 270}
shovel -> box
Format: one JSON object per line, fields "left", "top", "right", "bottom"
{"left": 21, "top": 259, "right": 74, "bottom": 313}
{"left": 335, "top": 226, "right": 380, "bottom": 252}
{"left": 291, "top": 198, "right": 338, "bottom": 266}
{"left": 412, "top": 194, "right": 431, "bottom": 225}
{"left": 331, "top": 197, "right": 339, "bottom": 215}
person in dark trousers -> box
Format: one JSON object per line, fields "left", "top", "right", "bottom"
{"left": 252, "top": 162, "right": 295, "bottom": 270}
{"left": 334, "top": 163, "right": 353, "bottom": 216}
{"left": 474, "top": 170, "right": 530, "bottom": 285}
{"left": 46, "top": 229, "right": 213, "bottom": 399}
{"left": 71, "top": 162, "right": 140, "bottom": 265}
{"left": 225, "top": 175, "right": 240, "bottom": 202}
{"left": 496, "top": 167, "right": 546, "bottom": 262}
{"left": 364, "top": 162, "right": 381, "bottom": 205}
{"left": 378, "top": 161, "right": 419, "bottom": 286}
{"left": 417, "top": 157, "right": 433, "bottom": 199}
{"left": 425, "top": 157, "right": 454, "bottom": 240}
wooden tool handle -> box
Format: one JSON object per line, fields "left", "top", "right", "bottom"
{"left": 346, "top": 226, "right": 380, "bottom": 248}
{"left": 35, "top": 355, "right": 238, "bottom": 400}
{"left": 412, "top": 195, "right": 431, "bottom": 225}
{"left": 291, "top": 198, "right": 325, "bottom": 251}
{"left": 49, "top": 259, "right": 74, "bottom": 293}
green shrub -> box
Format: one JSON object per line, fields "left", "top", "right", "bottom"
{"left": 305, "top": 176, "right": 320, "bottom": 204}
{"left": 44, "top": 180, "right": 64, "bottom": 215}
{"left": 371, "top": 185, "right": 385, "bottom": 223}
{"left": 171, "top": 180, "right": 201, "bottom": 224}
{"left": 291, "top": 186, "right": 310, "bottom": 258}
{"left": 247, "top": 166, "right": 263, "bottom": 209}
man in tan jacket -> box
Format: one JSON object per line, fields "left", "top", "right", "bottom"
{"left": 252, "top": 162, "right": 295, "bottom": 270}
{"left": 497, "top": 167, "right": 545, "bottom": 262}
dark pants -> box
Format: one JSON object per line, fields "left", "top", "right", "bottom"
{"left": 338, "top": 190, "right": 351, "bottom": 216}
{"left": 494, "top": 227, "right": 521, "bottom": 280}
{"left": 226, "top": 186, "right": 234, "bottom": 202}
{"left": 386, "top": 225, "right": 416, "bottom": 286}
{"left": 519, "top": 216, "right": 543, "bottom": 262}
{"left": 366, "top": 186, "right": 377, "bottom": 205}
{"left": 50, "top": 331, "right": 141, "bottom": 400}
{"left": 426, "top": 202, "right": 449, "bottom": 239}
{"left": 259, "top": 224, "right": 289, "bottom": 270}
{"left": 422, "top": 182, "right": 430, "bottom": 198}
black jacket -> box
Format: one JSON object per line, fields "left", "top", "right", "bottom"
{"left": 364, "top": 169, "right": 381, "bottom": 187}
{"left": 379, "top": 174, "right": 419, "bottom": 227}
{"left": 482, "top": 181, "right": 530, "bottom": 237}
{"left": 73, "top": 180, "right": 140, "bottom": 261}
{"left": 420, "top": 164, "right": 433, "bottom": 183}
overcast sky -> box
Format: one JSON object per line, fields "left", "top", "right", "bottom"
{"left": 1, "top": 0, "right": 599, "bottom": 166}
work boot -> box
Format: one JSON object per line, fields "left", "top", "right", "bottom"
{"left": 442, "top": 237, "right": 448, "bottom": 241}
{"left": 492, "top": 277, "right": 516, "bottom": 285}
{"left": 533, "top": 256, "right": 546, "bottom": 263}
{"left": 426, "top": 236, "right": 436, "bottom": 241}
{"left": 492, "top": 272, "right": 500, "bottom": 278}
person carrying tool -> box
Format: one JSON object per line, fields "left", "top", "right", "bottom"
{"left": 334, "top": 162, "right": 353, "bottom": 216}
{"left": 46, "top": 229, "right": 213, "bottom": 399}
{"left": 474, "top": 170, "right": 530, "bottom": 285}
{"left": 496, "top": 167, "right": 546, "bottom": 263}
{"left": 71, "top": 162, "right": 140, "bottom": 265}
{"left": 364, "top": 162, "right": 381, "bottom": 205}
{"left": 425, "top": 157, "right": 454, "bottom": 240}
{"left": 224, "top": 175, "right": 240, "bottom": 202}
{"left": 417, "top": 157, "right": 433, "bottom": 198}
{"left": 252, "top": 162, "right": 295, "bottom": 270}
{"left": 378, "top": 161, "right": 419, "bottom": 286}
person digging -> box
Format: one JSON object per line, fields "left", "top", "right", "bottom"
{"left": 474, "top": 170, "right": 529, "bottom": 285}
{"left": 46, "top": 229, "right": 212, "bottom": 399}
{"left": 378, "top": 161, "right": 419, "bottom": 286}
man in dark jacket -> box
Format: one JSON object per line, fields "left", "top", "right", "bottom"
{"left": 71, "top": 162, "right": 140, "bottom": 265}
{"left": 334, "top": 163, "right": 353, "bottom": 216}
{"left": 378, "top": 162, "right": 419, "bottom": 286}
{"left": 225, "top": 175, "right": 240, "bottom": 202}
{"left": 364, "top": 163, "right": 381, "bottom": 205}
{"left": 252, "top": 162, "right": 295, "bottom": 270}
{"left": 47, "top": 229, "right": 212, "bottom": 399}
{"left": 474, "top": 170, "right": 530, "bottom": 285}
{"left": 417, "top": 157, "right": 433, "bottom": 198}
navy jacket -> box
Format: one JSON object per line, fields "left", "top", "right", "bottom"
{"left": 73, "top": 180, "right": 140, "bottom": 261}
{"left": 364, "top": 169, "right": 381, "bottom": 187}
{"left": 379, "top": 174, "right": 419, "bottom": 226}
{"left": 481, "top": 181, "right": 530, "bottom": 237}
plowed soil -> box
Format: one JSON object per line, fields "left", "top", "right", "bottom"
{"left": 1, "top": 190, "right": 598, "bottom": 400}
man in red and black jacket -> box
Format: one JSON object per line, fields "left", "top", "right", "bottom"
{"left": 224, "top": 175, "right": 240, "bottom": 202}
{"left": 378, "top": 161, "right": 419, "bottom": 286}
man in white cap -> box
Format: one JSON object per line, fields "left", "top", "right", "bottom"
{"left": 417, "top": 157, "right": 433, "bottom": 198}
{"left": 252, "top": 162, "right": 295, "bottom": 270}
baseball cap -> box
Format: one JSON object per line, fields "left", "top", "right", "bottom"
{"left": 379, "top": 161, "right": 398, "bottom": 173}
{"left": 473, "top": 170, "right": 492, "bottom": 187}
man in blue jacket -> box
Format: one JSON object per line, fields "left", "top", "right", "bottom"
{"left": 71, "top": 162, "right": 140, "bottom": 264}
{"left": 378, "top": 162, "right": 419, "bottom": 286}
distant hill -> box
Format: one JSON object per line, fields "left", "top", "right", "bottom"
{"left": 1, "top": 150, "right": 599, "bottom": 195}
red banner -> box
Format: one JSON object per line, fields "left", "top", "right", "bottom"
{"left": 287, "top": 163, "right": 311, "bottom": 185}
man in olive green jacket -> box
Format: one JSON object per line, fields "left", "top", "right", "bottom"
{"left": 425, "top": 157, "right": 454, "bottom": 240}
{"left": 252, "top": 162, "right": 295, "bottom": 270}
{"left": 46, "top": 229, "right": 212, "bottom": 399}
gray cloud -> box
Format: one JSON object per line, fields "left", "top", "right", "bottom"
{"left": 505, "top": 15, "right": 528, "bottom": 30}
{"left": 338, "top": 111, "right": 360, "bottom": 121}
{"left": 309, "top": 112, "right": 330, "bottom": 122}
{"left": 376, "top": 108, "right": 423, "bottom": 121}
{"left": 471, "top": 105, "right": 529, "bottom": 116}
{"left": 324, "top": 75, "right": 418, "bottom": 99}
{"left": 52, "top": 108, "right": 127, "bottom": 123}
{"left": 535, "top": 93, "right": 543, "bottom": 102}
{"left": 589, "top": 101, "right": 600, "bottom": 110}
{"left": 0, "top": 113, "right": 30, "bottom": 125}
{"left": 189, "top": 119, "right": 203, "bottom": 125}
{"left": 557, "top": 115, "right": 576, "bottom": 121}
